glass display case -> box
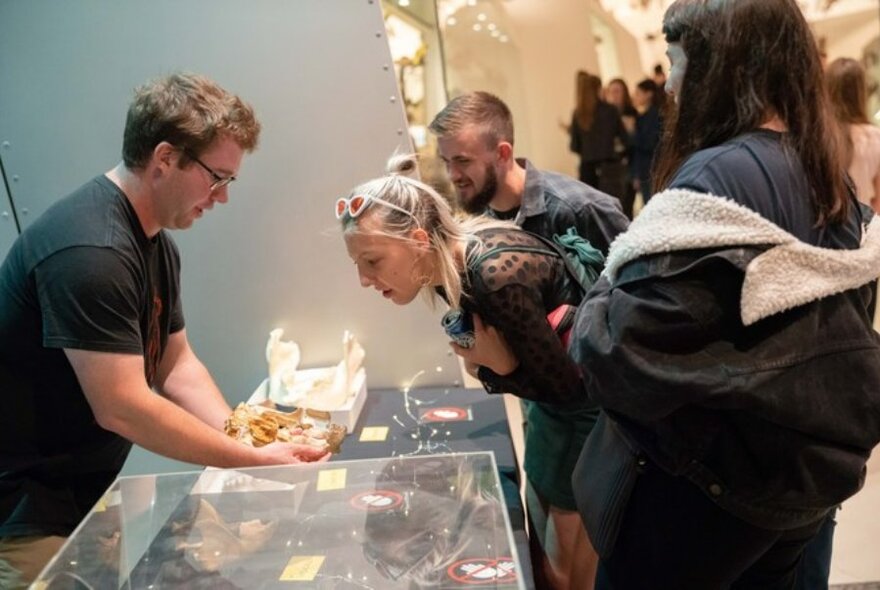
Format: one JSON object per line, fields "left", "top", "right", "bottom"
{"left": 34, "top": 452, "right": 526, "bottom": 589}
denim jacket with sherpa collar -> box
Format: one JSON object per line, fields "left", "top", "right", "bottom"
{"left": 570, "top": 189, "right": 880, "bottom": 539}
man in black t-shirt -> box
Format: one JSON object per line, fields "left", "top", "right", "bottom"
{"left": 0, "top": 73, "right": 326, "bottom": 587}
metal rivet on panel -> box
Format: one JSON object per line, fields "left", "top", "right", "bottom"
{"left": 390, "top": 96, "right": 396, "bottom": 103}
{"left": 376, "top": 31, "right": 382, "bottom": 38}
{"left": 12, "top": 175, "right": 19, "bottom": 182}
{"left": 1, "top": 141, "right": 9, "bottom": 149}
{"left": 383, "top": 64, "right": 390, "bottom": 71}
{"left": 21, "top": 208, "right": 29, "bottom": 215}
{"left": 1, "top": 211, "right": 8, "bottom": 218}
{"left": 397, "top": 129, "right": 404, "bottom": 135}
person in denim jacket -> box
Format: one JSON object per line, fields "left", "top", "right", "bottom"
{"left": 569, "top": 0, "right": 880, "bottom": 588}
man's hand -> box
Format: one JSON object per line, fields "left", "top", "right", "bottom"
{"left": 253, "top": 442, "right": 331, "bottom": 465}
{"left": 450, "top": 313, "right": 519, "bottom": 376}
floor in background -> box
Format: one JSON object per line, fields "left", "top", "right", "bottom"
{"left": 830, "top": 448, "right": 880, "bottom": 585}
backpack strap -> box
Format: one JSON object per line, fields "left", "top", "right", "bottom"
{"left": 469, "top": 244, "right": 559, "bottom": 270}
{"left": 522, "top": 231, "right": 595, "bottom": 295}
{"left": 467, "top": 228, "right": 603, "bottom": 297}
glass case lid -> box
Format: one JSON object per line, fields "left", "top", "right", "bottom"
{"left": 34, "top": 451, "right": 525, "bottom": 589}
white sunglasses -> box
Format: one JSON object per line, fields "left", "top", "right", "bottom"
{"left": 335, "top": 194, "right": 417, "bottom": 221}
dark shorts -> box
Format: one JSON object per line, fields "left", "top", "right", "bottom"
{"left": 524, "top": 402, "right": 599, "bottom": 510}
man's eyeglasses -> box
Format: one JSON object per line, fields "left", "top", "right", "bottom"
{"left": 184, "top": 149, "right": 235, "bottom": 191}
{"left": 335, "top": 194, "right": 417, "bottom": 221}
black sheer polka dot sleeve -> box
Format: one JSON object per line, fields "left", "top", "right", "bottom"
{"left": 464, "top": 229, "right": 590, "bottom": 406}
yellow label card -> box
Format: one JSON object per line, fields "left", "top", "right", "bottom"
{"left": 279, "top": 555, "right": 325, "bottom": 581}
{"left": 316, "top": 468, "right": 347, "bottom": 491}
{"left": 359, "top": 426, "right": 389, "bottom": 442}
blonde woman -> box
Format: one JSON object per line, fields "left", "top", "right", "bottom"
{"left": 338, "top": 154, "right": 600, "bottom": 590}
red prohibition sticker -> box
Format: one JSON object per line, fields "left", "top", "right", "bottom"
{"left": 447, "top": 557, "right": 517, "bottom": 584}
{"left": 420, "top": 406, "right": 472, "bottom": 422}
{"left": 349, "top": 490, "right": 404, "bottom": 512}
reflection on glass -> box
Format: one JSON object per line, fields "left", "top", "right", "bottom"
{"left": 363, "top": 456, "right": 516, "bottom": 588}
{"left": 362, "top": 454, "right": 520, "bottom": 587}
{"left": 34, "top": 453, "right": 523, "bottom": 589}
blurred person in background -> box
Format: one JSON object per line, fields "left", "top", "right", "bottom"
{"left": 826, "top": 57, "right": 880, "bottom": 214}
{"left": 631, "top": 79, "right": 663, "bottom": 207}
{"left": 605, "top": 78, "right": 639, "bottom": 218}
{"left": 825, "top": 56, "right": 880, "bottom": 353}
{"left": 568, "top": 74, "right": 630, "bottom": 201}
{"left": 652, "top": 64, "right": 669, "bottom": 110}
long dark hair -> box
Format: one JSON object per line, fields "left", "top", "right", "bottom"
{"left": 826, "top": 57, "right": 871, "bottom": 169}
{"left": 607, "top": 78, "right": 635, "bottom": 114}
{"left": 653, "top": 0, "right": 849, "bottom": 225}
{"left": 826, "top": 58, "right": 870, "bottom": 126}
{"left": 574, "top": 73, "right": 603, "bottom": 131}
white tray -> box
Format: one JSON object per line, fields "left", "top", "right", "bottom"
{"left": 248, "top": 368, "right": 367, "bottom": 431}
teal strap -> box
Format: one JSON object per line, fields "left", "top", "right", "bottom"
{"left": 553, "top": 227, "right": 604, "bottom": 285}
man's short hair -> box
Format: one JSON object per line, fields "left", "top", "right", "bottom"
{"left": 122, "top": 73, "right": 261, "bottom": 169}
{"left": 428, "top": 91, "right": 514, "bottom": 148}
{"left": 636, "top": 79, "right": 658, "bottom": 94}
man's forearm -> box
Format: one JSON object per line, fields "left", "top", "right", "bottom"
{"left": 101, "top": 385, "right": 254, "bottom": 466}
{"left": 160, "top": 353, "right": 232, "bottom": 431}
